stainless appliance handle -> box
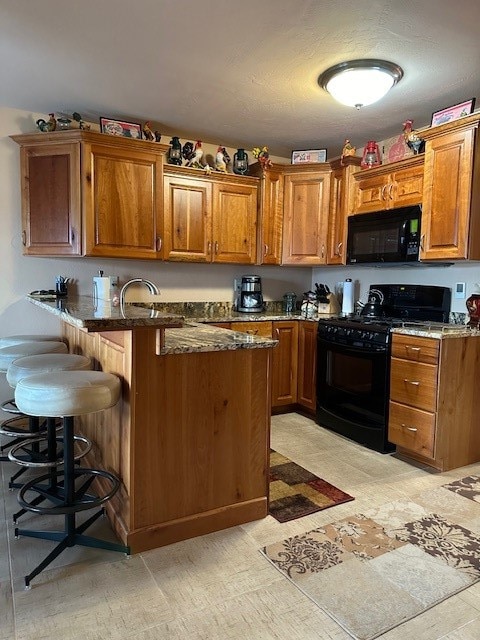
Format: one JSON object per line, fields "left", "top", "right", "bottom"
{"left": 317, "top": 337, "right": 387, "bottom": 355}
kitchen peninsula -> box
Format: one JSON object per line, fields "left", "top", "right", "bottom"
{"left": 26, "top": 295, "right": 277, "bottom": 553}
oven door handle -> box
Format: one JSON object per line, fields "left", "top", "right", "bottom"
{"left": 317, "top": 338, "right": 387, "bottom": 356}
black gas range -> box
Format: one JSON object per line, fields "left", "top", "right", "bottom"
{"left": 316, "top": 284, "right": 451, "bottom": 453}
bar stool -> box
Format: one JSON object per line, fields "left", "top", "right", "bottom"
{"left": 6, "top": 353, "right": 93, "bottom": 521}
{"left": 14, "top": 370, "right": 130, "bottom": 588}
{"left": 0, "top": 334, "right": 63, "bottom": 348}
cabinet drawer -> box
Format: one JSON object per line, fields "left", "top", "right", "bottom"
{"left": 230, "top": 321, "right": 273, "bottom": 338}
{"left": 388, "top": 401, "right": 435, "bottom": 458}
{"left": 391, "top": 334, "right": 440, "bottom": 364}
{"left": 390, "top": 358, "right": 438, "bottom": 411}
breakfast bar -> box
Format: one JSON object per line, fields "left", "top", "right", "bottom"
{"left": 26, "top": 295, "right": 277, "bottom": 553}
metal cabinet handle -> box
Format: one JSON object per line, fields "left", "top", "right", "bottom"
{"left": 156, "top": 236, "right": 162, "bottom": 251}
{"left": 71, "top": 228, "right": 75, "bottom": 243}
{"left": 404, "top": 379, "right": 420, "bottom": 386}
{"left": 335, "top": 242, "right": 343, "bottom": 256}
{"left": 321, "top": 244, "right": 325, "bottom": 258}
{"left": 207, "top": 241, "right": 212, "bottom": 254}
{"left": 406, "top": 346, "right": 421, "bottom": 352}
{"left": 214, "top": 241, "right": 219, "bottom": 254}
{"left": 401, "top": 424, "right": 418, "bottom": 432}
{"left": 246, "top": 328, "right": 259, "bottom": 335}
{"left": 381, "top": 184, "right": 387, "bottom": 200}
{"left": 22, "top": 230, "right": 26, "bottom": 246}
{"left": 420, "top": 234, "right": 425, "bottom": 250}
{"left": 389, "top": 183, "right": 394, "bottom": 199}
{"left": 264, "top": 243, "right": 269, "bottom": 257}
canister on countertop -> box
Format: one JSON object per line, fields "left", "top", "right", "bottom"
{"left": 282, "top": 292, "right": 297, "bottom": 313}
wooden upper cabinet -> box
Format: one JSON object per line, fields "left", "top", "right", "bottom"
{"left": 420, "top": 114, "right": 480, "bottom": 260}
{"left": 352, "top": 155, "right": 424, "bottom": 214}
{"left": 328, "top": 157, "right": 360, "bottom": 264}
{"left": 163, "top": 165, "right": 258, "bottom": 264}
{"left": 252, "top": 165, "right": 284, "bottom": 265}
{"left": 11, "top": 130, "right": 167, "bottom": 259}
{"left": 163, "top": 174, "right": 211, "bottom": 262}
{"left": 83, "top": 142, "right": 164, "bottom": 259}
{"left": 282, "top": 168, "right": 330, "bottom": 265}
{"left": 15, "top": 140, "right": 82, "bottom": 256}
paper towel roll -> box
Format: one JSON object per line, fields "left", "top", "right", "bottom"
{"left": 342, "top": 279, "right": 354, "bottom": 315}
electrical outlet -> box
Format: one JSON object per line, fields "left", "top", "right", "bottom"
{"left": 454, "top": 282, "right": 466, "bottom": 299}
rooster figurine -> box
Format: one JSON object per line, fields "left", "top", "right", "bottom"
{"left": 142, "top": 121, "right": 155, "bottom": 141}
{"left": 403, "top": 119, "right": 425, "bottom": 155}
{"left": 36, "top": 113, "right": 57, "bottom": 132}
{"left": 341, "top": 139, "right": 356, "bottom": 165}
{"left": 185, "top": 140, "right": 204, "bottom": 168}
{"left": 215, "top": 146, "right": 230, "bottom": 172}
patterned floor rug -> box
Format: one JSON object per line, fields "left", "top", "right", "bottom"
{"left": 269, "top": 450, "right": 354, "bottom": 522}
{"left": 262, "top": 475, "right": 480, "bottom": 640}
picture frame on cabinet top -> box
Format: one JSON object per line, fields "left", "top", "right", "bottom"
{"left": 291, "top": 148, "right": 327, "bottom": 164}
{"left": 431, "top": 98, "right": 476, "bottom": 127}
{"left": 99, "top": 117, "right": 142, "bottom": 139}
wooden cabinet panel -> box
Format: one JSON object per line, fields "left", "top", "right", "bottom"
{"left": 212, "top": 182, "right": 258, "bottom": 264}
{"left": 256, "top": 167, "right": 283, "bottom": 264}
{"left": 388, "top": 401, "right": 435, "bottom": 458}
{"left": 163, "top": 175, "right": 211, "bottom": 262}
{"left": 352, "top": 156, "right": 424, "bottom": 214}
{"left": 19, "top": 142, "right": 81, "bottom": 255}
{"left": 84, "top": 143, "right": 163, "bottom": 259}
{"left": 391, "top": 334, "right": 440, "bottom": 364}
{"left": 230, "top": 321, "right": 272, "bottom": 337}
{"left": 271, "top": 321, "right": 298, "bottom": 407}
{"left": 297, "top": 320, "right": 317, "bottom": 412}
{"left": 282, "top": 171, "right": 330, "bottom": 265}
{"left": 421, "top": 126, "right": 474, "bottom": 260}
{"left": 327, "top": 158, "right": 360, "bottom": 264}
{"left": 390, "top": 358, "right": 438, "bottom": 412}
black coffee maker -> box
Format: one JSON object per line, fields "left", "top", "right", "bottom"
{"left": 237, "top": 275, "right": 264, "bottom": 313}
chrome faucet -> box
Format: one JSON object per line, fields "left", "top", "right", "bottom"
{"left": 120, "top": 278, "right": 160, "bottom": 318}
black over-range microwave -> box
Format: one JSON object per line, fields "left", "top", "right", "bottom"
{"left": 347, "top": 205, "right": 422, "bottom": 264}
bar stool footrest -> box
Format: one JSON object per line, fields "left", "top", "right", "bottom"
{"left": 17, "top": 468, "right": 121, "bottom": 515}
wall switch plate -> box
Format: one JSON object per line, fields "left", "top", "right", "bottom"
{"left": 454, "top": 282, "right": 466, "bottom": 299}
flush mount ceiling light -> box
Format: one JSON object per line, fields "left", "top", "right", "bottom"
{"left": 318, "top": 59, "right": 404, "bottom": 109}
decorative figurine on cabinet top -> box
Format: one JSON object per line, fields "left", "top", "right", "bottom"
{"left": 154, "top": 130, "right": 162, "bottom": 142}
{"left": 252, "top": 146, "right": 272, "bottom": 169}
{"left": 233, "top": 148, "right": 249, "bottom": 175}
{"left": 215, "top": 146, "right": 230, "bottom": 172}
{"left": 185, "top": 140, "right": 204, "bottom": 168}
{"left": 36, "top": 113, "right": 57, "bottom": 132}
{"left": 403, "top": 119, "right": 425, "bottom": 155}
{"left": 341, "top": 138, "right": 356, "bottom": 164}
{"left": 142, "top": 121, "right": 155, "bottom": 141}
{"left": 72, "top": 112, "right": 90, "bottom": 130}
{"left": 168, "top": 136, "right": 183, "bottom": 165}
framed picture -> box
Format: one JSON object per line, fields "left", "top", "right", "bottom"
{"left": 431, "top": 98, "right": 476, "bottom": 127}
{"left": 99, "top": 117, "right": 142, "bottom": 139}
{"left": 291, "top": 148, "right": 327, "bottom": 164}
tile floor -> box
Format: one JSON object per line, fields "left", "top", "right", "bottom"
{"left": 1, "top": 413, "right": 479, "bottom": 640}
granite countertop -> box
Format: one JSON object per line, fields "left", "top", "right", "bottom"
{"left": 26, "top": 295, "right": 278, "bottom": 353}
{"left": 392, "top": 324, "right": 479, "bottom": 339}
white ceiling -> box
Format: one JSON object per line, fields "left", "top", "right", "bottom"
{"left": 1, "top": 0, "right": 479, "bottom": 158}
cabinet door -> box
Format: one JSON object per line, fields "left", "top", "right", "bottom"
{"left": 421, "top": 127, "right": 475, "bottom": 259}
{"left": 353, "top": 174, "right": 389, "bottom": 213}
{"left": 297, "top": 320, "right": 317, "bottom": 412}
{"left": 83, "top": 143, "right": 163, "bottom": 259}
{"left": 212, "top": 182, "right": 258, "bottom": 264}
{"left": 271, "top": 321, "right": 298, "bottom": 407}
{"left": 390, "top": 163, "right": 423, "bottom": 207}
{"left": 163, "top": 174, "right": 212, "bottom": 262}
{"left": 20, "top": 143, "right": 82, "bottom": 256}
{"left": 257, "top": 168, "right": 283, "bottom": 264}
{"left": 282, "top": 172, "right": 330, "bottom": 265}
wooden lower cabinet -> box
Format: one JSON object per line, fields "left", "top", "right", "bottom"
{"left": 62, "top": 324, "right": 271, "bottom": 553}
{"left": 389, "top": 333, "right": 480, "bottom": 471}
{"left": 297, "top": 320, "right": 317, "bottom": 412}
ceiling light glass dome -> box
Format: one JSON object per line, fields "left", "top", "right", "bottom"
{"left": 318, "top": 59, "right": 404, "bottom": 109}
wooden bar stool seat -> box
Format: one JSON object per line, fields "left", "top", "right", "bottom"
{"left": 14, "top": 370, "right": 129, "bottom": 588}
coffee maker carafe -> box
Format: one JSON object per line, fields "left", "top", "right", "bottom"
{"left": 238, "top": 275, "right": 264, "bottom": 313}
